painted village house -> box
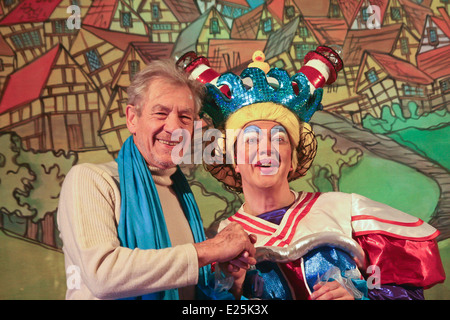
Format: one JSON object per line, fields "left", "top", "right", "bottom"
{"left": 342, "top": 24, "right": 404, "bottom": 96}
{"left": 230, "top": 2, "right": 283, "bottom": 40}
{"left": 338, "top": 0, "right": 431, "bottom": 38}
{"left": 354, "top": 51, "right": 434, "bottom": 118}
{"left": 68, "top": 24, "right": 149, "bottom": 119}
{"left": 172, "top": 6, "right": 230, "bottom": 59}
{"left": 0, "top": 44, "right": 103, "bottom": 152}
{"left": 416, "top": 7, "right": 450, "bottom": 111}
{"left": 83, "top": 0, "right": 150, "bottom": 37}
{"left": 329, "top": 22, "right": 422, "bottom": 123}
{"left": 132, "top": 0, "right": 200, "bottom": 43}
{"left": 216, "top": 0, "right": 251, "bottom": 28}
{"left": 99, "top": 42, "right": 174, "bottom": 156}
{"left": 304, "top": 16, "right": 348, "bottom": 88}
{"left": 0, "top": 34, "right": 15, "bottom": 94}
{"left": 0, "top": 0, "right": 89, "bottom": 68}
{"left": 397, "top": 0, "right": 434, "bottom": 37}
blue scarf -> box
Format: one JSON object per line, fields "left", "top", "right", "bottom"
{"left": 116, "top": 136, "right": 210, "bottom": 300}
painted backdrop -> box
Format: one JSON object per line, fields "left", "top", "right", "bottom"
{"left": 0, "top": 0, "right": 449, "bottom": 299}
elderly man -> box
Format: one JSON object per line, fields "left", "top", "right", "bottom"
{"left": 57, "top": 59, "right": 256, "bottom": 300}
{"left": 184, "top": 47, "right": 445, "bottom": 300}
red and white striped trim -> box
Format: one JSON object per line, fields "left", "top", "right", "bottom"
{"left": 351, "top": 215, "right": 439, "bottom": 241}
{"left": 228, "top": 212, "right": 276, "bottom": 236}
{"left": 263, "top": 192, "right": 321, "bottom": 247}
{"left": 227, "top": 192, "right": 322, "bottom": 248}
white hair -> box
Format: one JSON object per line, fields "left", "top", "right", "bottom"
{"left": 127, "top": 59, "right": 204, "bottom": 116}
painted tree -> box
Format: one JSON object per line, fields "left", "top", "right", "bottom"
{"left": 302, "top": 135, "right": 363, "bottom": 192}
{"left": 0, "top": 132, "right": 34, "bottom": 229}
{"left": 16, "top": 147, "right": 77, "bottom": 247}
{"left": 0, "top": 131, "right": 77, "bottom": 246}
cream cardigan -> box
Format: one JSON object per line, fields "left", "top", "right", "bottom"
{"left": 57, "top": 161, "right": 199, "bottom": 300}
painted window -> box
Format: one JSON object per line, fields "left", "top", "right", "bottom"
{"left": 440, "top": 78, "right": 450, "bottom": 93}
{"left": 121, "top": 12, "right": 133, "bottom": 28}
{"left": 153, "top": 23, "right": 172, "bottom": 30}
{"left": 11, "top": 30, "right": 42, "bottom": 50}
{"left": 428, "top": 28, "right": 439, "bottom": 46}
{"left": 152, "top": 4, "right": 160, "bottom": 20}
{"left": 299, "top": 26, "right": 309, "bottom": 38}
{"left": 129, "top": 60, "right": 140, "bottom": 81}
{"left": 295, "top": 44, "right": 315, "bottom": 60}
{"left": 263, "top": 18, "right": 273, "bottom": 34}
{"left": 366, "top": 69, "right": 379, "bottom": 84}
{"left": 400, "top": 37, "right": 409, "bottom": 55}
{"left": 362, "top": 7, "right": 369, "bottom": 22}
{"left": 210, "top": 18, "right": 220, "bottom": 34}
{"left": 403, "top": 84, "right": 424, "bottom": 96}
{"left": 85, "top": 49, "right": 103, "bottom": 72}
{"left": 391, "top": 7, "right": 402, "bottom": 21}
{"left": 285, "top": 6, "right": 295, "bottom": 18}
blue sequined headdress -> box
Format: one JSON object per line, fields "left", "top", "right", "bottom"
{"left": 202, "top": 67, "right": 323, "bottom": 129}
{"left": 194, "top": 66, "right": 321, "bottom": 192}
{"left": 177, "top": 47, "right": 344, "bottom": 191}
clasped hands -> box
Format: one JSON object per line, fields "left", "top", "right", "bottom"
{"left": 200, "top": 222, "right": 353, "bottom": 300}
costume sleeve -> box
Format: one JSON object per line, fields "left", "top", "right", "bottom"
{"left": 368, "top": 285, "right": 424, "bottom": 300}
{"left": 350, "top": 193, "right": 445, "bottom": 290}
{"left": 57, "top": 164, "right": 199, "bottom": 299}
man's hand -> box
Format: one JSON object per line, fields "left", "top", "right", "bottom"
{"left": 194, "top": 222, "right": 257, "bottom": 269}
{"left": 309, "top": 281, "right": 354, "bottom": 300}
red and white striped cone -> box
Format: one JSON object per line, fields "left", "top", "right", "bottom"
{"left": 298, "top": 46, "right": 344, "bottom": 93}
{"left": 176, "top": 51, "right": 230, "bottom": 97}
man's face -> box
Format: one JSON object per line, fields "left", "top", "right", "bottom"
{"left": 126, "top": 78, "right": 195, "bottom": 169}
{"left": 234, "top": 120, "right": 293, "bottom": 190}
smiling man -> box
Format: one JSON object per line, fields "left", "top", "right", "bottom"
{"left": 57, "top": 59, "right": 256, "bottom": 300}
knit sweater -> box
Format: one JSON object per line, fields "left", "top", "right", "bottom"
{"left": 57, "top": 161, "right": 199, "bottom": 300}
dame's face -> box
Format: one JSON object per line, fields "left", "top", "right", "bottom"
{"left": 234, "top": 120, "right": 293, "bottom": 190}
{"left": 126, "top": 78, "right": 195, "bottom": 169}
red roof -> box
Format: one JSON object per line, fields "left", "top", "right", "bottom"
{"left": 292, "top": 0, "right": 329, "bottom": 17}
{"left": 267, "top": 0, "right": 285, "bottom": 23}
{"left": 0, "top": 45, "right": 60, "bottom": 114}
{"left": 82, "top": 0, "right": 118, "bottom": 29}
{"left": 164, "top": 0, "right": 201, "bottom": 23}
{"left": 0, "top": 0, "right": 62, "bottom": 25}
{"left": 438, "top": 7, "right": 450, "bottom": 30}
{"left": 0, "top": 34, "right": 14, "bottom": 56}
{"left": 417, "top": 45, "right": 450, "bottom": 80}
{"left": 83, "top": 25, "right": 149, "bottom": 51}
{"left": 304, "top": 18, "right": 348, "bottom": 46}
{"left": 231, "top": 5, "right": 264, "bottom": 39}
{"left": 431, "top": 15, "right": 450, "bottom": 39}
{"left": 398, "top": 0, "right": 433, "bottom": 35}
{"left": 343, "top": 24, "right": 403, "bottom": 66}
{"left": 337, "top": 0, "right": 362, "bottom": 27}
{"left": 370, "top": 52, "right": 434, "bottom": 85}
{"left": 130, "top": 42, "right": 174, "bottom": 64}
{"left": 338, "top": 0, "right": 389, "bottom": 27}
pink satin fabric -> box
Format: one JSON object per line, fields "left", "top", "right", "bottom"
{"left": 355, "top": 234, "right": 445, "bottom": 289}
